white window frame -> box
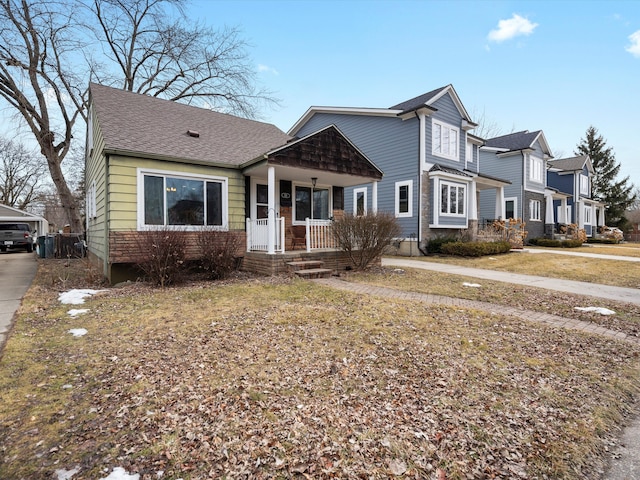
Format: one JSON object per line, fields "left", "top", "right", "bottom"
{"left": 529, "top": 199, "right": 541, "bottom": 221}
{"left": 432, "top": 119, "right": 459, "bottom": 161}
{"left": 466, "top": 142, "right": 473, "bottom": 163}
{"left": 293, "top": 183, "right": 332, "bottom": 224}
{"left": 395, "top": 180, "right": 413, "bottom": 218}
{"left": 353, "top": 187, "right": 367, "bottom": 216}
{"left": 529, "top": 155, "right": 543, "bottom": 183}
{"left": 440, "top": 181, "right": 466, "bottom": 217}
{"left": 136, "top": 168, "right": 228, "bottom": 231}
{"left": 584, "top": 204, "right": 592, "bottom": 225}
{"left": 504, "top": 197, "right": 517, "bottom": 220}
{"left": 580, "top": 174, "right": 590, "bottom": 196}
{"left": 86, "top": 180, "right": 97, "bottom": 219}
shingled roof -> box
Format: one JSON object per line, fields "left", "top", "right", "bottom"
{"left": 484, "top": 130, "right": 543, "bottom": 151}
{"left": 89, "top": 83, "right": 292, "bottom": 167}
{"left": 389, "top": 85, "right": 449, "bottom": 113}
{"left": 548, "top": 155, "right": 593, "bottom": 173}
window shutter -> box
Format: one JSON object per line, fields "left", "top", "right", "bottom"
{"left": 333, "top": 186, "right": 344, "bottom": 210}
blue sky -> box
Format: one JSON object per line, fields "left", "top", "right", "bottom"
{"left": 189, "top": 0, "right": 640, "bottom": 187}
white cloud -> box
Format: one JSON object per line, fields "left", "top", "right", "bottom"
{"left": 258, "top": 64, "right": 279, "bottom": 75}
{"left": 488, "top": 14, "right": 538, "bottom": 43}
{"left": 626, "top": 30, "right": 640, "bottom": 57}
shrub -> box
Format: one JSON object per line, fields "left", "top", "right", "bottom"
{"left": 529, "top": 238, "right": 583, "bottom": 248}
{"left": 426, "top": 235, "right": 458, "bottom": 254}
{"left": 135, "top": 227, "right": 187, "bottom": 287}
{"left": 332, "top": 212, "right": 401, "bottom": 270}
{"left": 587, "top": 238, "right": 620, "bottom": 244}
{"left": 440, "top": 241, "right": 512, "bottom": 257}
{"left": 196, "top": 228, "right": 243, "bottom": 280}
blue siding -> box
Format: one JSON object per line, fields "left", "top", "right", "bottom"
{"left": 426, "top": 93, "right": 466, "bottom": 170}
{"left": 296, "top": 113, "right": 420, "bottom": 237}
{"left": 478, "top": 150, "right": 524, "bottom": 220}
{"left": 547, "top": 172, "right": 574, "bottom": 196}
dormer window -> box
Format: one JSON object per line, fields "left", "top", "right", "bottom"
{"left": 580, "top": 174, "right": 590, "bottom": 196}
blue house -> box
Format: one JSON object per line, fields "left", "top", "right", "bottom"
{"left": 288, "top": 85, "right": 509, "bottom": 254}
{"left": 478, "top": 130, "right": 567, "bottom": 239}
{"left": 547, "top": 155, "right": 605, "bottom": 237}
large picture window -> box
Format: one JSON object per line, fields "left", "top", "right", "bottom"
{"left": 432, "top": 120, "right": 459, "bottom": 161}
{"left": 440, "top": 181, "right": 465, "bottom": 216}
{"left": 139, "top": 170, "right": 227, "bottom": 229}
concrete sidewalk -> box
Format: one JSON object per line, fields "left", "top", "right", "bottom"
{"left": 381, "top": 257, "right": 640, "bottom": 305}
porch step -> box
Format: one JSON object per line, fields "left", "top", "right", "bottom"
{"left": 286, "top": 260, "right": 333, "bottom": 279}
{"left": 294, "top": 268, "right": 333, "bottom": 279}
{"left": 286, "top": 260, "right": 324, "bottom": 271}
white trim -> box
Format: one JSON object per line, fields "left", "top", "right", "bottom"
{"left": 432, "top": 119, "right": 460, "bottom": 161}
{"left": 395, "top": 180, "right": 413, "bottom": 218}
{"left": 353, "top": 187, "right": 367, "bottom": 216}
{"left": 439, "top": 180, "right": 466, "bottom": 217}
{"left": 529, "top": 199, "right": 541, "bottom": 222}
{"left": 288, "top": 106, "right": 401, "bottom": 136}
{"left": 504, "top": 197, "right": 517, "bottom": 220}
{"left": 579, "top": 174, "right": 590, "bottom": 196}
{"left": 529, "top": 155, "right": 544, "bottom": 183}
{"left": 136, "top": 167, "right": 229, "bottom": 231}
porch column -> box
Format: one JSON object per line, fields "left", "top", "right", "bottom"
{"left": 545, "top": 194, "right": 554, "bottom": 225}
{"left": 598, "top": 206, "right": 605, "bottom": 227}
{"left": 576, "top": 200, "right": 583, "bottom": 229}
{"left": 371, "top": 181, "right": 378, "bottom": 213}
{"left": 495, "top": 187, "right": 505, "bottom": 220}
{"left": 267, "top": 165, "right": 276, "bottom": 254}
{"left": 469, "top": 181, "right": 477, "bottom": 220}
{"left": 559, "top": 197, "right": 567, "bottom": 224}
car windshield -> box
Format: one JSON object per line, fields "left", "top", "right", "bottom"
{"left": 0, "top": 224, "right": 29, "bottom": 231}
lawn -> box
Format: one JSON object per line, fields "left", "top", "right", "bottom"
{"left": 411, "top": 250, "right": 640, "bottom": 289}
{"left": 0, "top": 260, "right": 639, "bottom": 480}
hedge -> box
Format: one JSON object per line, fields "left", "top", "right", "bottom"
{"left": 586, "top": 238, "right": 620, "bottom": 244}
{"left": 529, "top": 238, "right": 584, "bottom": 248}
{"left": 439, "top": 241, "right": 512, "bottom": 257}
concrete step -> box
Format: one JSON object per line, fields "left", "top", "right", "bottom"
{"left": 286, "top": 260, "right": 324, "bottom": 271}
{"left": 294, "top": 268, "right": 333, "bottom": 279}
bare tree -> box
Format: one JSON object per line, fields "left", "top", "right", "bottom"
{"left": 0, "top": 0, "right": 277, "bottom": 232}
{"left": 0, "top": 137, "right": 46, "bottom": 209}
{"left": 0, "top": 0, "right": 89, "bottom": 232}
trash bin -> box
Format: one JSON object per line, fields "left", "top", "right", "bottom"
{"left": 37, "top": 236, "right": 46, "bottom": 258}
{"left": 45, "top": 235, "right": 54, "bottom": 258}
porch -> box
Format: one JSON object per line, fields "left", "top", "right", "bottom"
{"left": 241, "top": 248, "right": 363, "bottom": 277}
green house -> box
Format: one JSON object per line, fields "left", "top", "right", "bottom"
{"left": 86, "top": 84, "right": 383, "bottom": 283}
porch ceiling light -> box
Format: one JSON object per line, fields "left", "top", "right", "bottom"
{"left": 311, "top": 177, "right": 317, "bottom": 188}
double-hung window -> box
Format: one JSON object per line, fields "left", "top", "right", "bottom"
{"left": 395, "top": 180, "right": 413, "bottom": 218}
{"left": 432, "top": 120, "right": 459, "bottom": 161}
{"left": 529, "top": 200, "right": 541, "bottom": 221}
{"left": 584, "top": 205, "right": 592, "bottom": 225}
{"left": 139, "top": 170, "right": 227, "bottom": 229}
{"left": 580, "top": 174, "right": 590, "bottom": 196}
{"left": 440, "top": 181, "right": 465, "bottom": 216}
{"left": 353, "top": 187, "right": 367, "bottom": 216}
{"left": 529, "top": 156, "right": 543, "bottom": 183}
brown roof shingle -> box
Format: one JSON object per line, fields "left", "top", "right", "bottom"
{"left": 90, "top": 83, "right": 292, "bottom": 167}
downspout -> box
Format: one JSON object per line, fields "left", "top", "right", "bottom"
{"left": 104, "top": 154, "right": 110, "bottom": 278}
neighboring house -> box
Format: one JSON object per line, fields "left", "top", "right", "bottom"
{"left": 547, "top": 155, "right": 605, "bottom": 237}
{"left": 86, "top": 84, "right": 382, "bottom": 283}
{"left": 478, "top": 130, "right": 566, "bottom": 240}
{"left": 288, "top": 84, "right": 509, "bottom": 254}
{"left": 0, "top": 203, "right": 49, "bottom": 238}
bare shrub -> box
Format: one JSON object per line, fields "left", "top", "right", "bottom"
{"left": 196, "top": 228, "right": 243, "bottom": 280}
{"left": 332, "top": 212, "right": 401, "bottom": 270}
{"left": 134, "top": 228, "right": 187, "bottom": 287}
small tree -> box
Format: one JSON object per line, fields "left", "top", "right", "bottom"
{"left": 331, "top": 212, "right": 401, "bottom": 270}
{"left": 0, "top": 137, "right": 46, "bottom": 209}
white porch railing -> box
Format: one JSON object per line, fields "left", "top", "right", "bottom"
{"left": 305, "top": 218, "right": 335, "bottom": 251}
{"left": 246, "top": 217, "right": 285, "bottom": 253}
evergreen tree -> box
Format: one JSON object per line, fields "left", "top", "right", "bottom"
{"left": 575, "top": 126, "right": 637, "bottom": 230}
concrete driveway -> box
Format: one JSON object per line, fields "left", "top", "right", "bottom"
{"left": 0, "top": 251, "right": 38, "bottom": 356}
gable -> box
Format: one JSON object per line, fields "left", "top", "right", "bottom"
{"left": 263, "top": 126, "right": 383, "bottom": 180}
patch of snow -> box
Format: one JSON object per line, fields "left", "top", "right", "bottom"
{"left": 575, "top": 306, "right": 616, "bottom": 316}
{"left": 62, "top": 384, "right": 73, "bottom": 389}
{"left": 99, "top": 467, "right": 140, "bottom": 480}
{"left": 58, "top": 289, "right": 105, "bottom": 305}
{"left": 463, "top": 282, "right": 482, "bottom": 288}
{"left": 68, "top": 328, "right": 88, "bottom": 337}
{"left": 67, "top": 309, "right": 89, "bottom": 317}
{"left": 55, "top": 467, "right": 80, "bottom": 480}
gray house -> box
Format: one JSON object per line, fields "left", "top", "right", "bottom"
{"left": 478, "top": 130, "right": 567, "bottom": 239}
{"left": 547, "top": 155, "right": 605, "bottom": 236}
{"left": 288, "top": 85, "right": 509, "bottom": 254}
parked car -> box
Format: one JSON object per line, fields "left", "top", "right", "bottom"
{"left": 0, "top": 223, "right": 35, "bottom": 252}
